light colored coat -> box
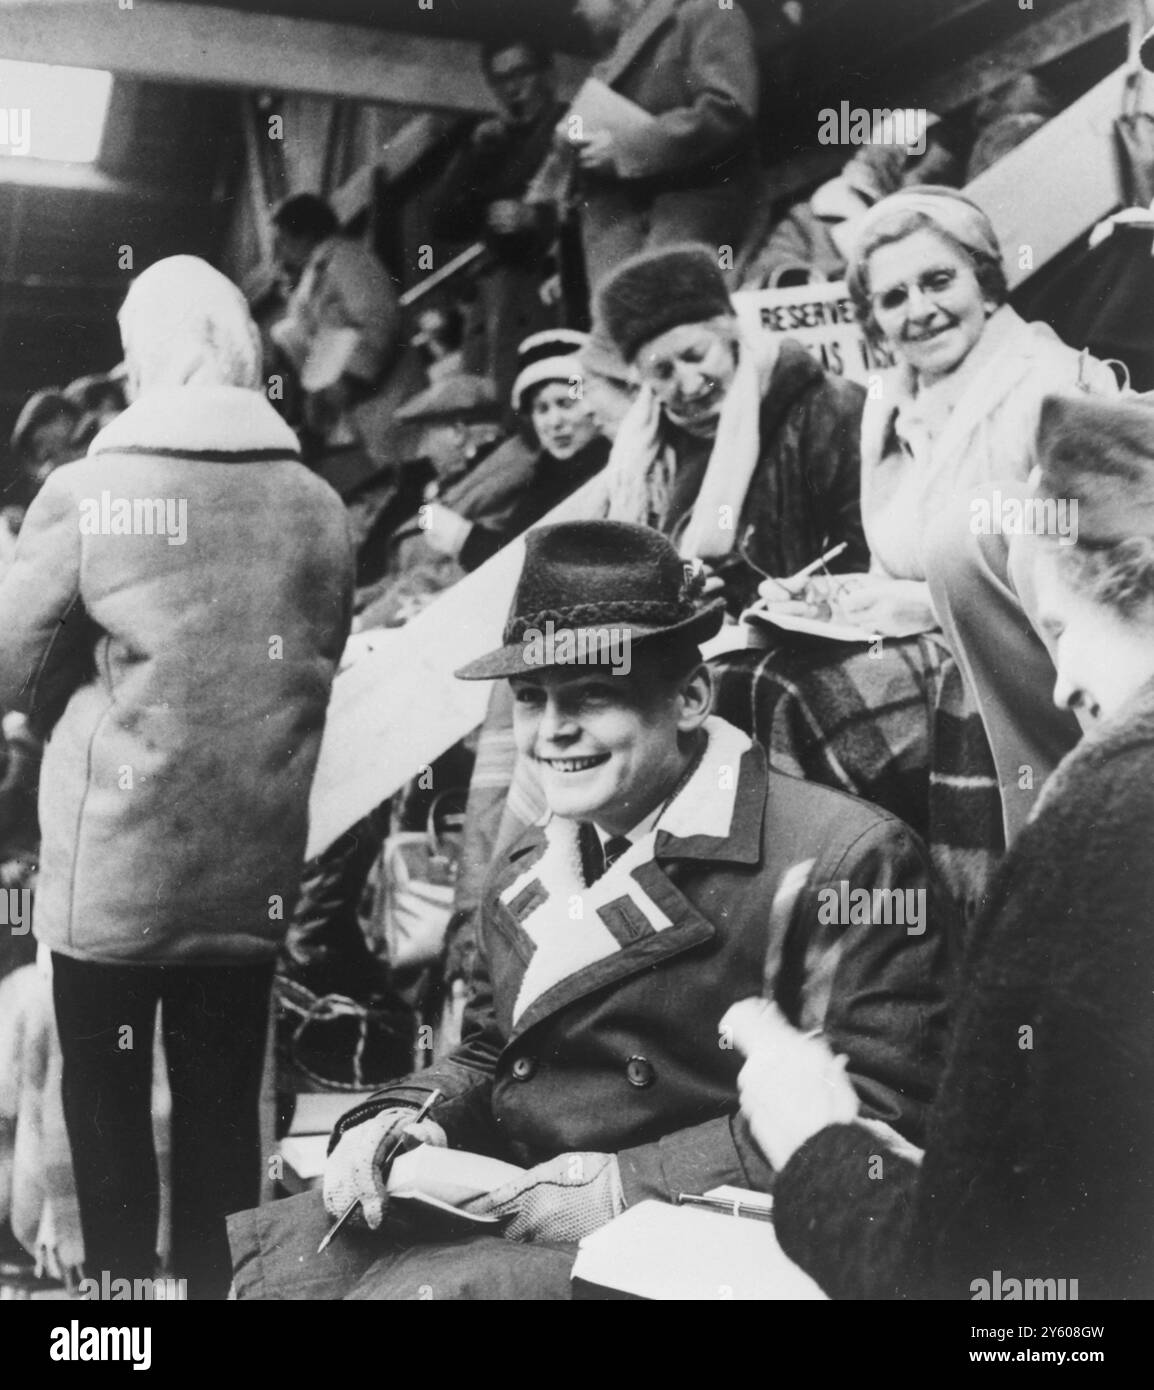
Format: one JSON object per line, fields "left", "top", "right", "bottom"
{"left": 860, "top": 305, "right": 1120, "bottom": 580}
{"left": 0, "top": 386, "right": 353, "bottom": 964}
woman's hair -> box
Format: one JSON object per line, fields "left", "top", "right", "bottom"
{"left": 1054, "top": 535, "right": 1154, "bottom": 622}
{"left": 847, "top": 209, "right": 1008, "bottom": 347}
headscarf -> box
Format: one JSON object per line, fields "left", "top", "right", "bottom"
{"left": 118, "top": 255, "right": 263, "bottom": 397}
{"left": 845, "top": 185, "right": 1002, "bottom": 304}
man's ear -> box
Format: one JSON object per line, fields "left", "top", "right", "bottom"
{"left": 676, "top": 662, "right": 713, "bottom": 733}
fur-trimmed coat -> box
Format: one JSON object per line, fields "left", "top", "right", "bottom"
{"left": 0, "top": 386, "right": 353, "bottom": 964}
{"left": 774, "top": 679, "right": 1154, "bottom": 1300}
{"left": 332, "top": 717, "right": 957, "bottom": 1199}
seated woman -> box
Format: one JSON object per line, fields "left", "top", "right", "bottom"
{"left": 767, "top": 186, "right": 1119, "bottom": 838}
{"left": 421, "top": 330, "right": 611, "bottom": 571}
{"left": 593, "top": 242, "right": 869, "bottom": 614}
{"left": 724, "top": 392, "right": 1154, "bottom": 1301}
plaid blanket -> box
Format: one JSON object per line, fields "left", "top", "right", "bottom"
{"left": 448, "top": 632, "right": 1004, "bottom": 977}
{"left": 710, "top": 634, "right": 1004, "bottom": 926}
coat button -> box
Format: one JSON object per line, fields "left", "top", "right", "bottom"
{"left": 511, "top": 1055, "right": 537, "bottom": 1081}
{"left": 625, "top": 1055, "right": 655, "bottom": 1088}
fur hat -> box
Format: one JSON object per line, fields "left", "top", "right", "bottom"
{"left": 455, "top": 520, "right": 725, "bottom": 680}
{"left": 594, "top": 244, "right": 734, "bottom": 364}
{"left": 1032, "top": 393, "right": 1154, "bottom": 545}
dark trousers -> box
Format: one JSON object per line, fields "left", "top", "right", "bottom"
{"left": 51, "top": 953, "right": 274, "bottom": 1300}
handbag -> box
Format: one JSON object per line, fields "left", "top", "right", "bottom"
{"left": 367, "top": 790, "right": 465, "bottom": 974}
{"left": 274, "top": 975, "right": 415, "bottom": 1091}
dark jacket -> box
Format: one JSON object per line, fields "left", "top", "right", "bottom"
{"left": 661, "top": 338, "right": 868, "bottom": 613}
{"left": 0, "top": 386, "right": 353, "bottom": 964}
{"left": 774, "top": 679, "right": 1154, "bottom": 1300}
{"left": 332, "top": 719, "right": 957, "bottom": 1200}
{"left": 431, "top": 101, "right": 566, "bottom": 263}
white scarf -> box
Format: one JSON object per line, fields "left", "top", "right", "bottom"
{"left": 603, "top": 324, "right": 780, "bottom": 561}
{"left": 500, "top": 717, "right": 753, "bottom": 1024}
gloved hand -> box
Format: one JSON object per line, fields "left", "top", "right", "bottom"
{"left": 471, "top": 1152, "right": 625, "bottom": 1243}
{"left": 322, "top": 1106, "right": 447, "bottom": 1230}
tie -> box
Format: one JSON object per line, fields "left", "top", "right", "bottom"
{"left": 601, "top": 835, "right": 632, "bottom": 877}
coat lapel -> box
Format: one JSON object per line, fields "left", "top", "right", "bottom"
{"left": 491, "top": 719, "right": 765, "bottom": 1040}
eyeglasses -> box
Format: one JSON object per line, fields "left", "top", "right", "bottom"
{"left": 870, "top": 266, "right": 959, "bottom": 316}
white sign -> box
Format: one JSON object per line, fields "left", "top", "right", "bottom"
{"left": 734, "top": 283, "right": 893, "bottom": 386}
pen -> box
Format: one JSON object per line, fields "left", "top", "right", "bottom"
{"left": 316, "top": 1088, "right": 443, "bottom": 1254}
{"left": 676, "top": 1193, "right": 775, "bottom": 1223}
{"left": 780, "top": 541, "right": 848, "bottom": 594}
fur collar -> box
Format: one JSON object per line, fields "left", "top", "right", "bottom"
{"left": 500, "top": 716, "right": 753, "bottom": 1023}
{"left": 90, "top": 385, "right": 301, "bottom": 460}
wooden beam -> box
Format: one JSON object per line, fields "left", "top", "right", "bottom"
{"left": 912, "top": 0, "right": 1131, "bottom": 113}
{"left": 968, "top": 65, "right": 1144, "bottom": 288}
{"left": 0, "top": 0, "right": 586, "bottom": 113}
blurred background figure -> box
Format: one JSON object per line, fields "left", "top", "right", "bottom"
{"left": 269, "top": 192, "right": 401, "bottom": 497}
{"left": 740, "top": 112, "right": 964, "bottom": 290}
{"left": 432, "top": 40, "right": 569, "bottom": 405}
{"left": 62, "top": 371, "right": 129, "bottom": 456}
{"left": 570, "top": 0, "right": 761, "bottom": 290}
{"left": 411, "top": 301, "right": 467, "bottom": 385}
{"left": 7, "top": 390, "right": 83, "bottom": 498}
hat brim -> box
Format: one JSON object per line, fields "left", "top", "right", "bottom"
{"left": 454, "top": 600, "right": 726, "bottom": 680}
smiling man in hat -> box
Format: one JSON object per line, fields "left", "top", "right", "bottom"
{"left": 229, "top": 520, "right": 954, "bottom": 1299}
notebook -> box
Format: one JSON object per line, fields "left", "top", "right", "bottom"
{"left": 570, "top": 1200, "right": 826, "bottom": 1300}
{"left": 385, "top": 1145, "right": 525, "bottom": 1226}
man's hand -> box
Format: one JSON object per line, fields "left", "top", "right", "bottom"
{"left": 322, "top": 1107, "right": 448, "bottom": 1231}
{"left": 470, "top": 1151, "right": 624, "bottom": 1242}
{"left": 574, "top": 130, "right": 617, "bottom": 174}
{"left": 721, "top": 999, "right": 859, "bottom": 1171}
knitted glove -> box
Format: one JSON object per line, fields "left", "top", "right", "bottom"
{"left": 322, "top": 1107, "right": 447, "bottom": 1230}
{"left": 472, "top": 1152, "right": 625, "bottom": 1243}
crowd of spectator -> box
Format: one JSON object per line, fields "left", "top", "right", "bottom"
{"left": 0, "top": 0, "right": 1151, "bottom": 1306}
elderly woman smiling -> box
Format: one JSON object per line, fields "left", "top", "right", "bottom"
{"left": 595, "top": 243, "right": 868, "bottom": 613}
{"left": 790, "top": 186, "right": 1119, "bottom": 640}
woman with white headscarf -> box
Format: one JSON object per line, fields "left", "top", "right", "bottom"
{"left": 0, "top": 255, "right": 354, "bottom": 1298}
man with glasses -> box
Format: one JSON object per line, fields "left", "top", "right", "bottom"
{"left": 430, "top": 41, "right": 570, "bottom": 402}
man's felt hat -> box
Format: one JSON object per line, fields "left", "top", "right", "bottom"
{"left": 594, "top": 243, "right": 734, "bottom": 364}
{"left": 454, "top": 520, "right": 725, "bottom": 680}
{"left": 1031, "top": 393, "right": 1154, "bottom": 545}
